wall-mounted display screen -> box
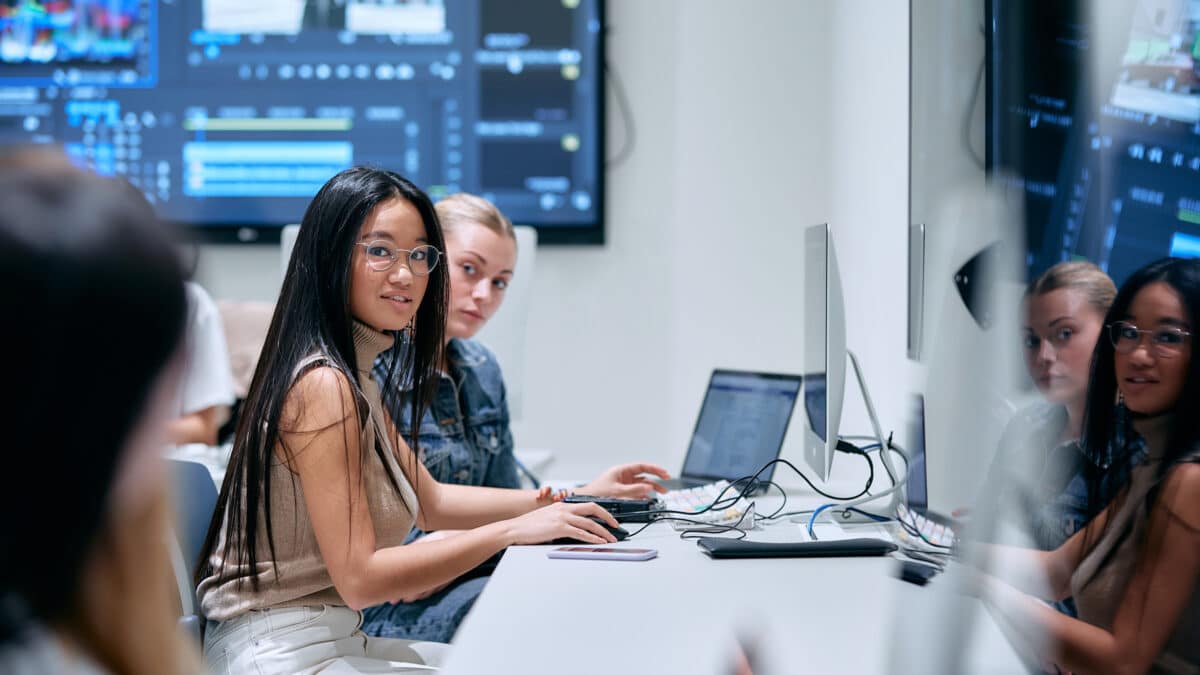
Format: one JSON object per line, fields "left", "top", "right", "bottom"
{"left": 0, "top": 0, "right": 605, "bottom": 243}
{"left": 987, "top": 0, "right": 1200, "bottom": 283}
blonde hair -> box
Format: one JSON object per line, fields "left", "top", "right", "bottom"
{"left": 1026, "top": 260, "right": 1117, "bottom": 317}
{"left": 435, "top": 193, "right": 516, "bottom": 244}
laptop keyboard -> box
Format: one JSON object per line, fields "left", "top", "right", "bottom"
{"left": 655, "top": 480, "right": 755, "bottom": 531}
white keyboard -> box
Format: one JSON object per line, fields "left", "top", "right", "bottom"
{"left": 896, "top": 503, "right": 956, "bottom": 549}
{"left": 654, "top": 480, "right": 755, "bottom": 530}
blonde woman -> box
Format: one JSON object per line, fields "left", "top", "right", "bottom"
{"left": 990, "top": 261, "right": 1117, "bottom": 553}
{"left": 363, "top": 193, "right": 668, "bottom": 642}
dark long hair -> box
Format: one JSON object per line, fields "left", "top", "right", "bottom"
{"left": 196, "top": 167, "right": 448, "bottom": 590}
{"left": 1081, "top": 257, "right": 1200, "bottom": 524}
{"left": 0, "top": 164, "right": 187, "bottom": 643}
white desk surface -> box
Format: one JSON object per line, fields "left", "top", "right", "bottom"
{"left": 440, "top": 493, "right": 1026, "bottom": 675}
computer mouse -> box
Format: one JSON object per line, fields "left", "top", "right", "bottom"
{"left": 549, "top": 516, "right": 629, "bottom": 545}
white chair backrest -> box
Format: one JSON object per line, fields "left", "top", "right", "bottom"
{"left": 281, "top": 224, "right": 301, "bottom": 278}
{"left": 475, "top": 225, "right": 537, "bottom": 422}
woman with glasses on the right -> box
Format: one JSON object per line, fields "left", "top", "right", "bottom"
{"left": 975, "top": 257, "right": 1200, "bottom": 673}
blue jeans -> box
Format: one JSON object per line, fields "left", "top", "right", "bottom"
{"left": 361, "top": 576, "right": 489, "bottom": 644}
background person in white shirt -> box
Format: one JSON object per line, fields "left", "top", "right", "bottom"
{"left": 166, "top": 281, "right": 236, "bottom": 446}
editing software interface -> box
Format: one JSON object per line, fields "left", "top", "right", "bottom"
{"left": 989, "top": 0, "right": 1200, "bottom": 283}
{"left": 0, "top": 0, "right": 603, "bottom": 241}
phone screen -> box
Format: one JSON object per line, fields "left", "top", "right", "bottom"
{"left": 556, "top": 547, "right": 655, "bottom": 554}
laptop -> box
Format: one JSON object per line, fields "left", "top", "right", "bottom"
{"left": 658, "top": 369, "right": 803, "bottom": 493}
{"left": 902, "top": 393, "right": 956, "bottom": 531}
{"left": 906, "top": 393, "right": 930, "bottom": 514}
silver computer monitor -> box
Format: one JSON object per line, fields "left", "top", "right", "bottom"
{"left": 802, "top": 223, "right": 847, "bottom": 482}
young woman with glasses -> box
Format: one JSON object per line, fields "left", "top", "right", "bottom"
{"left": 195, "top": 168, "right": 634, "bottom": 673}
{"left": 359, "top": 193, "right": 670, "bottom": 644}
{"left": 974, "top": 257, "right": 1200, "bottom": 673}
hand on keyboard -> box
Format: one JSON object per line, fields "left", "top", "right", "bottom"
{"left": 654, "top": 481, "right": 755, "bottom": 531}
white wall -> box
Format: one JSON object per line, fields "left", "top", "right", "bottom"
{"left": 512, "top": 0, "right": 681, "bottom": 477}
{"left": 908, "top": 0, "right": 1000, "bottom": 511}
{"left": 622, "top": 0, "right": 835, "bottom": 479}
{"left": 826, "top": 0, "right": 910, "bottom": 468}
{"left": 194, "top": 0, "right": 931, "bottom": 490}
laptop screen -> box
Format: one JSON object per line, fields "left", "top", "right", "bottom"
{"left": 907, "top": 394, "right": 929, "bottom": 512}
{"left": 680, "top": 370, "right": 803, "bottom": 484}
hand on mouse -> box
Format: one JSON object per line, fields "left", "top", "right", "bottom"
{"left": 504, "top": 501, "right": 619, "bottom": 545}
{"left": 577, "top": 462, "right": 670, "bottom": 499}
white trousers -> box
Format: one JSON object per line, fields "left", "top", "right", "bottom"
{"left": 204, "top": 605, "right": 448, "bottom": 674}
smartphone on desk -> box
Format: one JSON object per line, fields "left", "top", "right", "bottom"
{"left": 547, "top": 546, "right": 658, "bottom": 561}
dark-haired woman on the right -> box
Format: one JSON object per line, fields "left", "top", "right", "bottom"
{"left": 975, "top": 257, "right": 1200, "bottom": 673}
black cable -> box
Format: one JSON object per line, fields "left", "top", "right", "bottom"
{"left": 896, "top": 513, "right": 955, "bottom": 550}
{"left": 618, "top": 448, "right": 881, "bottom": 543}
{"left": 620, "top": 520, "right": 656, "bottom": 539}
{"left": 620, "top": 480, "right": 763, "bottom": 541}
{"left": 615, "top": 478, "right": 758, "bottom": 521}
{"left": 621, "top": 514, "right": 750, "bottom": 541}
{"left": 875, "top": 441, "right": 909, "bottom": 475}
{"left": 758, "top": 509, "right": 816, "bottom": 522}
{"left": 617, "top": 454, "right": 875, "bottom": 524}
{"left": 862, "top": 449, "right": 877, "bottom": 496}
{"left": 604, "top": 60, "right": 636, "bottom": 168}
{"left": 753, "top": 480, "right": 788, "bottom": 520}
{"left": 769, "top": 455, "right": 874, "bottom": 501}
{"left": 881, "top": 432, "right": 898, "bottom": 484}
{"left": 963, "top": 23, "right": 987, "bottom": 169}
{"left": 678, "top": 512, "right": 752, "bottom": 540}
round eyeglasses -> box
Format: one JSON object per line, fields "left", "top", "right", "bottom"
{"left": 356, "top": 241, "right": 441, "bottom": 275}
{"left": 1108, "top": 321, "right": 1192, "bottom": 358}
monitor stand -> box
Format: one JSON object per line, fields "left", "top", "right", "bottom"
{"left": 795, "top": 350, "right": 907, "bottom": 525}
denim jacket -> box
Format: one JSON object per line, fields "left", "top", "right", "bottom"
{"left": 373, "top": 337, "right": 519, "bottom": 490}
{"left": 991, "top": 401, "right": 1141, "bottom": 551}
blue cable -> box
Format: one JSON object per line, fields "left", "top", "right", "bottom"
{"left": 807, "top": 503, "right": 837, "bottom": 540}
{"left": 807, "top": 504, "right": 893, "bottom": 540}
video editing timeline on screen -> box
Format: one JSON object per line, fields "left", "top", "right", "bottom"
{"left": 990, "top": 0, "right": 1200, "bottom": 284}
{"left": 0, "top": 0, "right": 602, "bottom": 237}
{"left": 0, "top": 0, "right": 155, "bottom": 86}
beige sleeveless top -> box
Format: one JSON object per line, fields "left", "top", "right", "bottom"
{"left": 198, "top": 322, "right": 417, "bottom": 621}
{"left": 1071, "top": 415, "right": 1199, "bottom": 673}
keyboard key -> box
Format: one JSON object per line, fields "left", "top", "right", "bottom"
{"left": 655, "top": 481, "right": 756, "bottom": 531}
{"left": 896, "top": 503, "right": 955, "bottom": 549}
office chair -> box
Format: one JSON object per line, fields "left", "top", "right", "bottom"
{"left": 281, "top": 223, "right": 301, "bottom": 277}
{"left": 167, "top": 459, "right": 219, "bottom": 643}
